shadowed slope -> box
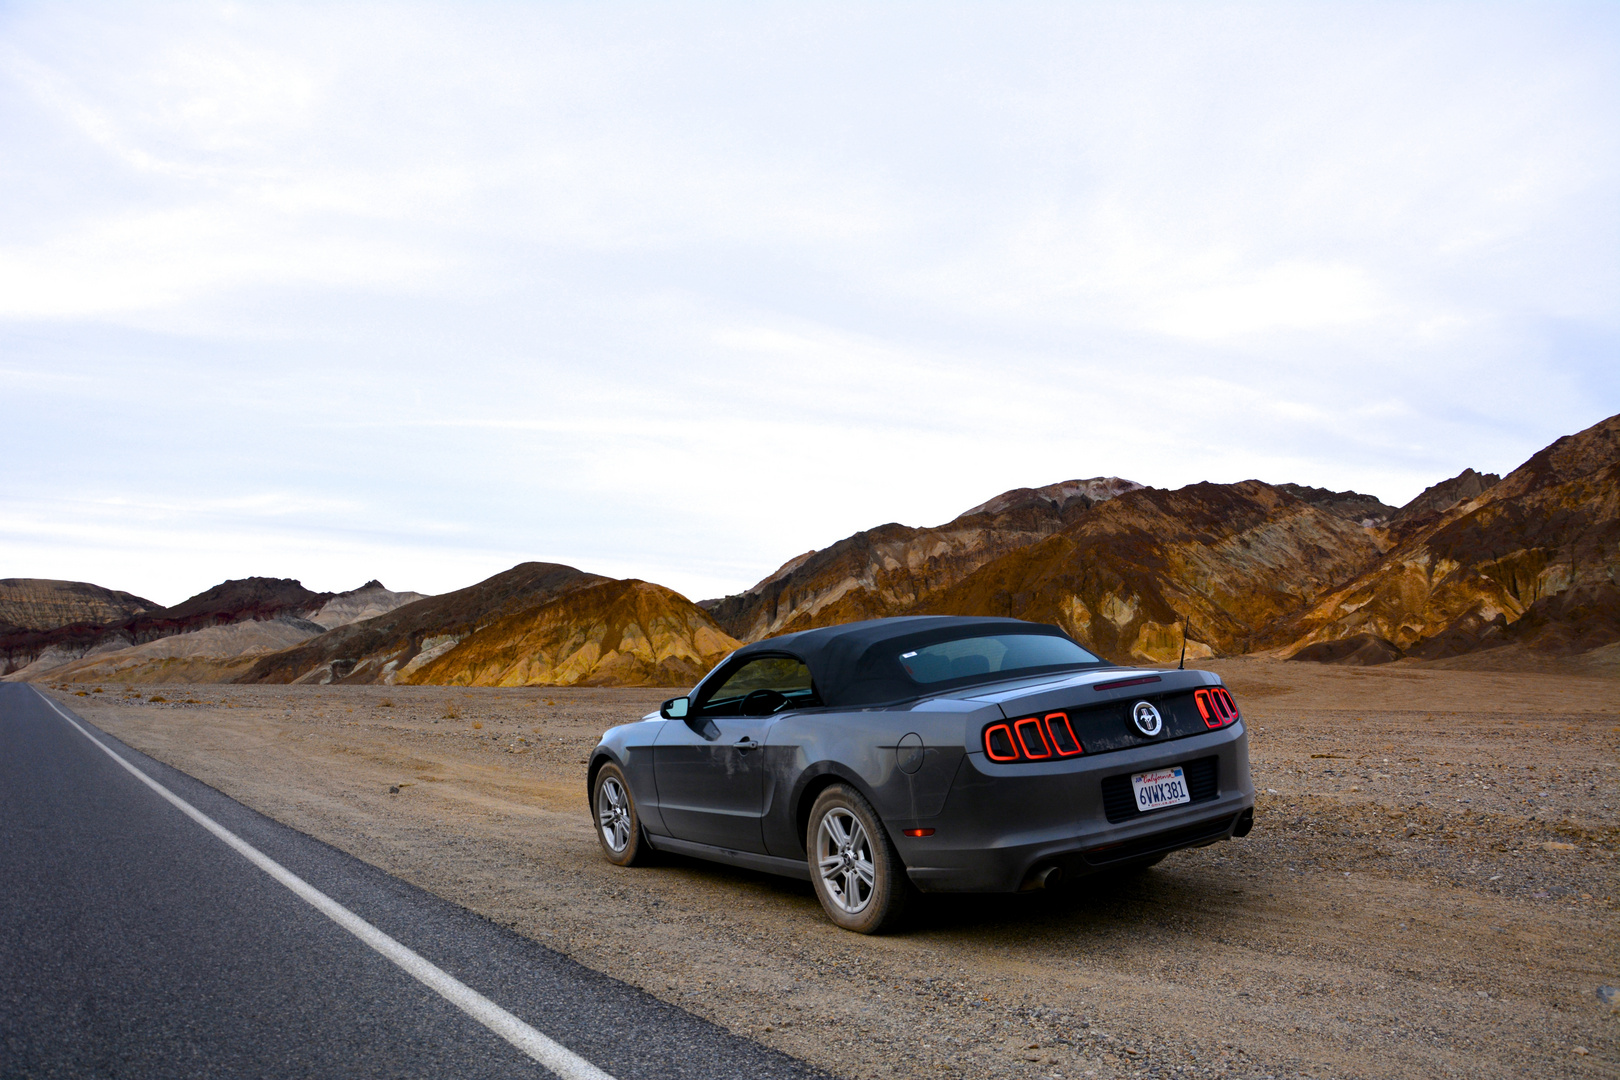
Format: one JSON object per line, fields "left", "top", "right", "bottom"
{"left": 0, "top": 579, "right": 159, "bottom": 632}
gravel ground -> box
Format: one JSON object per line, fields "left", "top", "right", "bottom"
{"left": 46, "top": 660, "right": 1620, "bottom": 1080}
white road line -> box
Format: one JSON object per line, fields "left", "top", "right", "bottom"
{"left": 34, "top": 689, "right": 616, "bottom": 1080}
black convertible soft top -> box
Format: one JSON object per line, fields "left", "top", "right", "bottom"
{"left": 717, "top": 616, "right": 1106, "bottom": 707}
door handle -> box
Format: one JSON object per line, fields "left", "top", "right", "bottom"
{"left": 735, "top": 737, "right": 759, "bottom": 752}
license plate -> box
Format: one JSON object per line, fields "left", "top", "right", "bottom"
{"left": 1131, "top": 766, "right": 1191, "bottom": 812}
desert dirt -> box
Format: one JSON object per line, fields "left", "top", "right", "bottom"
{"left": 49, "top": 661, "right": 1620, "bottom": 1080}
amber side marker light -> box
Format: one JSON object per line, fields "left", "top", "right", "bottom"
{"left": 903, "top": 828, "right": 935, "bottom": 837}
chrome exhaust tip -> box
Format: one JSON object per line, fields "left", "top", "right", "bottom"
{"left": 1020, "top": 864, "right": 1064, "bottom": 891}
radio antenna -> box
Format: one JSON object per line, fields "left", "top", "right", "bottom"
{"left": 1179, "top": 614, "right": 1190, "bottom": 670}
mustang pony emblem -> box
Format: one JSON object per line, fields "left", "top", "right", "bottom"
{"left": 1131, "top": 700, "right": 1163, "bottom": 736}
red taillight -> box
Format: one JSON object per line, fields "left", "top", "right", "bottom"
{"left": 984, "top": 723, "right": 1020, "bottom": 761}
{"left": 983, "top": 714, "right": 1085, "bottom": 762}
{"left": 1196, "top": 687, "right": 1241, "bottom": 729}
{"left": 1014, "top": 718, "right": 1052, "bottom": 759}
{"left": 1045, "top": 712, "right": 1083, "bottom": 756}
{"left": 903, "top": 828, "right": 935, "bottom": 837}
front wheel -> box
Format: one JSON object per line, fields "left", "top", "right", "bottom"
{"left": 592, "top": 762, "right": 651, "bottom": 866}
{"left": 807, "top": 784, "right": 914, "bottom": 934}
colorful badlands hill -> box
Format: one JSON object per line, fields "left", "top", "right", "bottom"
{"left": 701, "top": 414, "right": 1618, "bottom": 669}
{"left": 7, "top": 413, "right": 1616, "bottom": 685}
{"left": 236, "top": 562, "right": 739, "bottom": 688}
{"left": 1, "top": 579, "right": 427, "bottom": 684}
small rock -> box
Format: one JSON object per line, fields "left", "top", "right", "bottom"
{"left": 1573, "top": 1046, "right": 1589, "bottom": 1056}
{"left": 1599, "top": 985, "right": 1619, "bottom": 1009}
{"left": 389, "top": 785, "right": 400, "bottom": 794}
{"left": 1542, "top": 841, "right": 1576, "bottom": 852}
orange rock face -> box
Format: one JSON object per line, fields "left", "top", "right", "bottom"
{"left": 917, "top": 482, "right": 1384, "bottom": 663}
{"left": 703, "top": 478, "right": 1142, "bottom": 642}
{"left": 405, "top": 579, "right": 739, "bottom": 688}
{"left": 707, "top": 478, "right": 1387, "bottom": 665}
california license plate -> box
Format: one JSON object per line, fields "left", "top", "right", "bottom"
{"left": 1131, "top": 766, "right": 1190, "bottom": 812}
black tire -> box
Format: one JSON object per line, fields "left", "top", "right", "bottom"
{"left": 592, "top": 763, "right": 651, "bottom": 867}
{"left": 806, "top": 784, "right": 914, "bottom": 934}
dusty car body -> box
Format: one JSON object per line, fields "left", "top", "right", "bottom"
{"left": 587, "top": 616, "right": 1254, "bottom": 931}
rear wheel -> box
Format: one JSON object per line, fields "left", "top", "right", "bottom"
{"left": 807, "top": 784, "right": 913, "bottom": 934}
{"left": 592, "top": 763, "right": 651, "bottom": 866}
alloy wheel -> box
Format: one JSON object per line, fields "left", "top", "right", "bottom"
{"left": 597, "top": 776, "right": 632, "bottom": 853}
{"left": 816, "top": 807, "right": 876, "bottom": 914}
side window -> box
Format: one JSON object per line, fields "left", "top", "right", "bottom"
{"left": 699, "top": 656, "right": 816, "bottom": 715}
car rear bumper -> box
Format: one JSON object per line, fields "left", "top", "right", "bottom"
{"left": 898, "top": 723, "right": 1254, "bottom": 893}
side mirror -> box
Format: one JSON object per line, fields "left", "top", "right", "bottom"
{"left": 660, "top": 696, "right": 690, "bottom": 720}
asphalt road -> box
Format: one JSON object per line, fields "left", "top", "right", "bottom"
{"left": 0, "top": 684, "right": 830, "bottom": 1080}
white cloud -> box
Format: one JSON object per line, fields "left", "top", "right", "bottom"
{"left": 1, "top": 1, "right": 1615, "bottom": 602}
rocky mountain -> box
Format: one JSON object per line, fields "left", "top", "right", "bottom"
{"left": 912, "top": 481, "right": 1385, "bottom": 663}
{"left": 703, "top": 417, "right": 1617, "bottom": 671}
{"left": 1273, "top": 485, "right": 1396, "bottom": 527}
{"left": 1273, "top": 413, "right": 1619, "bottom": 665}
{"left": 13, "top": 416, "right": 1613, "bottom": 684}
{"left": 309, "top": 581, "right": 429, "bottom": 629}
{"left": 405, "top": 578, "right": 741, "bottom": 687}
{"left": 703, "top": 474, "right": 1386, "bottom": 663}
{"left": 0, "top": 578, "right": 159, "bottom": 632}
{"left": 958, "top": 477, "right": 1145, "bottom": 517}
{"left": 1387, "top": 468, "right": 1500, "bottom": 531}
{"left": 236, "top": 562, "right": 738, "bottom": 688}
{"left": 2, "top": 578, "right": 425, "bottom": 680}
{"left": 702, "top": 477, "right": 1143, "bottom": 641}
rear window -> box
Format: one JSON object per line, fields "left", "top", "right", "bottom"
{"left": 898, "top": 634, "right": 1099, "bottom": 684}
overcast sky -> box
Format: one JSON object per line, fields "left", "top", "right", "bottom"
{"left": 3, "top": 2, "right": 1617, "bottom": 607}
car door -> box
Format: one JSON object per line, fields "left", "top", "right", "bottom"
{"left": 652, "top": 713, "right": 775, "bottom": 852}
{"left": 652, "top": 655, "right": 814, "bottom": 854}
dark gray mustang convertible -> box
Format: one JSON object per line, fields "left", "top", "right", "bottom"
{"left": 587, "top": 616, "right": 1254, "bottom": 932}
